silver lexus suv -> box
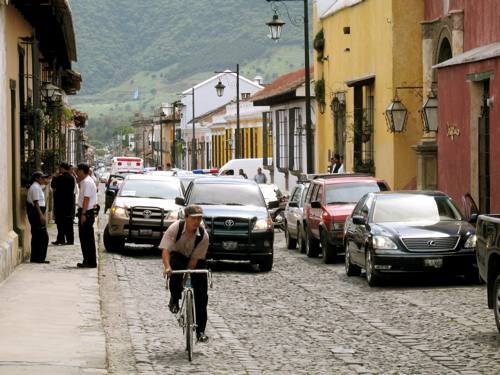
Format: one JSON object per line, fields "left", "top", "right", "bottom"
{"left": 104, "top": 174, "right": 183, "bottom": 251}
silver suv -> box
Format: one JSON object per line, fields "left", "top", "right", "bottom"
{"left": 103, "top": 174, "right": 183, "bottom": 251}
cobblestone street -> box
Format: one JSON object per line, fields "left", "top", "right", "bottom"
{"left": 99, "top": 220, "right": 500, "bottom": 374}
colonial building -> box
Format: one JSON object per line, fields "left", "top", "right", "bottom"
{"left": 251, "top": 68, "right": 315, "bottom": 192}
{"left": 0, "top": 0, "right": 80, "bottom": 281}
{"left": 425, "top": 0, "right": 500, "bottom": 213}
{"left": 314, "top": 0, "right": 424, "bottom": 189}
{"left": 179, "top": 71, "right": 264, "bottom": 170}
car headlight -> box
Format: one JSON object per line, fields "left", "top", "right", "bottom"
{"left": 372, "top": 235, "right": 398, "bottom": 250}
{"left": 333, "top": 222, "right": 344, "bottom": 231}
{"left": 253, "top": 218, "right": 273, "bottom": 231}
{"left": 110, "top": 206, "right": 128, "bottom": 218}
{"left": 166, "top": 210, "right": 179, "bottom": 220}
{"left": 464, "top": 234, "right": 477, "bottom": 249}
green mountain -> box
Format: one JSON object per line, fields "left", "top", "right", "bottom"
{"left": 68, "top": 0, "right": 310, "bottom": 143}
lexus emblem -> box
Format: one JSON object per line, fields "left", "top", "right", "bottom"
{"left": 143, "top": 210, "right": 153, "bottom": 218}
{"left": 427, "top": 240, "right": 437, "bottom": 247}
{"left": 225, "top": 219, "right": 235, "bottom": 228}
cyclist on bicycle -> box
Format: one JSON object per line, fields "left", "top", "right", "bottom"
{"left": 161, "top": 204, "right": 210, "bottom": 343}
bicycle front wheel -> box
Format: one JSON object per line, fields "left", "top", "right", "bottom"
{"left": 185, "top": 290, "right": 194, "bottom": 361}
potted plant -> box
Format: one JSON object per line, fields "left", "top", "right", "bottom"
{"left": 314, "top": 29, "right": 325, "bottom": 61}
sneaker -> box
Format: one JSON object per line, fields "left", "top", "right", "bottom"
{"left": 196, "top": 332, "right": 209, "bottom": 343}
{"left": 168, "top": 300, "right": 179, "bottom": 314}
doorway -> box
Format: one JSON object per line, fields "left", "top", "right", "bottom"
{"left": 478, "top": 79, "right": 490, "bottom": 213}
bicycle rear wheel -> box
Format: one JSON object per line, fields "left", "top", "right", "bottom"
{"left": 185, "top": 290, "right": 194, "bottom": 361}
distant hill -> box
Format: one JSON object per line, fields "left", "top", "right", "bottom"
{"left": 68, "top": 0, "right": 310, "bottom": 143}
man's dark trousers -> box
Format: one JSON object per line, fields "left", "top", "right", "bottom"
{"left": 78, "top": 209, "right": 96, "bottom": 266}
{"left": 169, "top": 252, "right": 208, "bottom": 334}
{"left": 27, "top": 205, "right": 48, "bottom": 262}
{"left": 56, "top": 217, "right": 74, "bottom": 244}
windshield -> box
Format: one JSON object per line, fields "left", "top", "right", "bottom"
{"left": 325, "top": 182, "right": 382, "bottom": 204}
{"left": 189, "top": 183, "right": 266, "bottom": 207}
{"left": 372, "top": 195, "right": 463, "bottom": 223}
{"left": 119, "top": 180, "right": 181, "bottom": 199}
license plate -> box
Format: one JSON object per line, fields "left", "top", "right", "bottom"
{"left": 424, "top": 258, "right": 443, "bottom": 268}
{"left": 139, "top": 229, "right": 153, "bottom": 236}
{"left": 222, "top": 241, "right": 238, "bottom": 250}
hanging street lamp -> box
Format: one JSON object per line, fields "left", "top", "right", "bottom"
{"left": 215, "top": 80, "right": 226, "bottom": 97}
{"left": 266, "top": 11, "right": 286, "bottom": 40}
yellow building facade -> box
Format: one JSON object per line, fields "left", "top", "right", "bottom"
{"left": 314, "top": 0, "right": 424, "bottom": 189}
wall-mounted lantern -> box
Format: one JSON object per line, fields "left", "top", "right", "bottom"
{"left": 421, "top": 94, "right": 438, "bottom": 132}
{"left": 385, "top": 97, "right": 408, "bottom": 133}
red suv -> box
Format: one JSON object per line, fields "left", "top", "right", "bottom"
{"left": 303, "top": 174, "right": 390, "bottom": 263}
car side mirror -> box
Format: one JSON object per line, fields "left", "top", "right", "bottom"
{"left": 288, "top": 201, "right": 299, "bottom": 208}
{"left": 311, "top": 201, "right": 321, "bottom": 209}
{"left": 267, "top": 200, "right": 279, "bottom": 209}
{"left": 175, "top": 197, "right": 186, "bottom": 206}
{"left": 352, "top": 215, "right": 367, "bottom": 225}
{"left": 469, "top": 213, "right": 478, "bottom": 224}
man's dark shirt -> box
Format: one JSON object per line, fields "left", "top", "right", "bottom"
{"left": 52, "top": 172, "right": 76, "bottom": 218}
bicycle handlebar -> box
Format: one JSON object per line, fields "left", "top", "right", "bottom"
{"left": 170, "top": 269, "right": 210, "bottom": 275}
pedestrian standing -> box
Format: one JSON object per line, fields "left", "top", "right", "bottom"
{"left": 76, "top": 163, "right": 98, "bottom": 268}
{"left": 26, "top": 171, "right": 50, "bottom": 263}
{"left": 238, "top": 168, "right": 248, "bottom": 179}
{"left": 253, "top": 167, "right": 267, "bottom": 184}
{"left": 51, "top": 162, "right": 76, "bottom": 245}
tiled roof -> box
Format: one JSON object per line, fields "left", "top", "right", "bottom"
{"left": 250, "top": 67, "right": 314, "bottom": 102}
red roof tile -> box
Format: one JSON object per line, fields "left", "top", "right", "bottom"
{"left": 250, "top": 67, "right": 314, "bottom": 102}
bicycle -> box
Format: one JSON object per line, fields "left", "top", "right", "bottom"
{"left": 166, "top": 269, "right": 213, "bottom": 361}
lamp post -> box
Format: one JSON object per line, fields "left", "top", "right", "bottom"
{"left": 215, "top": 64, "right": 241, "bottom": 159}
{"left": 180, "top": 88, "right": 196, "bottom": 170}
{"left": 266, "top": 0, "right": 314, "bottom": 173}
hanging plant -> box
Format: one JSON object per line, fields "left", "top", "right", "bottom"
{"left": 315, "top": 78, "right": 325, "bottom": 108}
{"left": 314, "top": 29, "right": 325, "bottom": 62}
{"left": 313, "top": 29, "right": 325, "bottom": 51}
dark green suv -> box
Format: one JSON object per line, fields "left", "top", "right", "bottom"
{"left": 176, "top": 177, "right": 276, "bottom": 271}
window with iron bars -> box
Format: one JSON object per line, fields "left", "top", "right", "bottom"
{"left": 289, "top": 107, "right": 302, "bottom": 172}
{"left": 276, "top": 110, "right": 288, "bottom": 169}
{"left": 262, "top": 111, "right": 273, "bottom": 166}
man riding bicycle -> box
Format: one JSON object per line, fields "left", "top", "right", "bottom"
{"left": 161, "top": 204, "right": 210, "bottom": 343}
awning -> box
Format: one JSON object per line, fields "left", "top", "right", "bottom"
{"left": 434, "top": 42, "right": 500, "bottom": 69}
{"left": 345, "top": 74, "right": 375, "bottom": 87}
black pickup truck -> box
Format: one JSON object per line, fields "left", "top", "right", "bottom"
{"left": 476, "top": 214, "right": 500, "bottom": 332}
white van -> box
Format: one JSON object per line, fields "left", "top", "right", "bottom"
{"left": 218, "top": 158, "right": 271, "bottom": 181}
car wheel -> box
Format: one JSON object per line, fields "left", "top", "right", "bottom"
{"left": 365, "top": 249, "right": 381, "bottom": 287}
{"left": 259, "top": 255, "right": 273, "bottom": 272}
{"left": 321, "top": 231, "right": 337, "bottom": 264}
{"left": 305, "top": 229, "right": 320, "bottom": 258}
{"left": 285, "top": 223, "right": 297, "bottom": 250}
{"left": 103, "top": 225, "right": 125, "bottom": 253}
{"left": 297, "top": 224, "right": 306, "bottom": 254}
{"left": 494, "top": 274, "right": 500, "bottom": 333}
{"left": 345, "top": 242, "right": 361, "bottom": 277}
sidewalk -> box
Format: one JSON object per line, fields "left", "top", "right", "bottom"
{"left": 0, "top": 223, "right": 107, "bottom": 375}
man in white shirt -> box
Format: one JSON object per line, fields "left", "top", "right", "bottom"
{"left": 26, "top": 171, "right": 50, "bottom": 263}
{"left": 76, "top": 163, "right": 98, "bottom": 268}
